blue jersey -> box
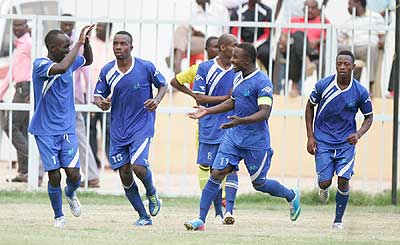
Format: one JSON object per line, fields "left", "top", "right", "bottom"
{"left": 225, "top": 69, "right": 273, "bottom": 150}
{"left": 192, "top": 58, "right": 234, "bottom": 144}
{"left": 29, "top": 56, "right": 85, "bottom": 135}
{"left": 309, "top": 75, "right": 373, "bottom": 149}
{"left": 94, "top": 57, "right": 166, "bottom": 146}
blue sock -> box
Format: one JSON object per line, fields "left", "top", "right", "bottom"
{"left": 213, "top": 188, "right": 223, "bottom": 217}
{"left": 65, "top": 176, "right": 81, "bottom": 198}
{"left": 48, "top": 183, "right": 63, "bottom": 218}
{"left": 199, "top": 177, "right": 221, "bottom": 223}
{"left": 124, "top": 181, "right": 148, "bottom": 218}
{"left": 225, "top": 172, "right": 238, "bottom": 214}
{"left": 141, "top": 168, "right": 156, "bottom": 197}
{"left": 334, "top": 188, "right": 349, "bottom": 223}
{"left": 253, "top": 178, "right": 295, "bottom": 202}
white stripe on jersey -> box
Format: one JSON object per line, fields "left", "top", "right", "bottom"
{"left": 108, "top": 58, "right": 135, "bottom": 97}
{"left": 321, "top": 79, "right": 336, "bottom": 99}
{"left": 67, "top": 149, "right": 80, "bottom": 168}
{"left": 250, "top": 149, "right": 268, "bottom": 182}
{"left": 130, "top": 138, "right": 150, "bottom": 164}
{"left": 317, "top": 89, "right": 342, "bottom": 118}
{"left": 42, "top": 74, "right": 60, "bottom": 97}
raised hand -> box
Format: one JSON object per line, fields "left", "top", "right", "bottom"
{"left": 78, "top": 24, "right": 95, "bottom": 45}
{"left": 188, "top": 105, "right": 207, "bottom": 119}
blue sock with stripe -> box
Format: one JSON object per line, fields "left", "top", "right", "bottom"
{"left": 253, "top": 178, "right": 295, "bottom": 202}
{"left": 124, "top": 181, "right": 149, "bottom": 218}
{"left": 65, "top": 176, "right": 81, "bottom": 198}
{"left": 334, "top": 188, "right": 349, "bottom": 223}
{"left": 48, "top": 183, "right": 63, "bottom": 218}
{"left": 199, "top": 176, "right": 221, "bottom": 222}
{"left": 141, "top": 168, "right": 156, "bottom": 196}
{"left": 225, "top": 172, "right": 238, "bottom": 214}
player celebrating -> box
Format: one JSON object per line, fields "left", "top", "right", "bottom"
{"left": 192, "top": 34, "right": 239, "bottom": 224}
{"left": 94, "top": 31, "right": 167, "bottom": 226}
{"left": 305, "top": 50, "right": 373, "bottom": 229}
{"left": 184, "top": 42, "right": 301, "bottom": 231}
{"left": 29, "top": 25, "right": 94, "bottom": 228}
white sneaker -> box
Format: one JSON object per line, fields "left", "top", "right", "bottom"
{"left": 214, "top": 215, "right": 223, "bottom": 225}
{"left": 66, "top": 192, "right": 81, "bottom": 217}
{"left": 332, "top": 222, "right": 343, "bottom": 229}
{"left": 319, "top": 188, "right": 329, "bottom": 204}
{"left": 223, "top": 212, "right": 235, "bottom": 225}
{"left": 54, "top": 216, "right": 65, "bottom": 228}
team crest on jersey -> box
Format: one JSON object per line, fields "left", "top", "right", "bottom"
{"left": 242, "top": 90, "right": 250, "bottom": 97}
{"left": 133, "top": 82, "right": 141, "bottom": 90}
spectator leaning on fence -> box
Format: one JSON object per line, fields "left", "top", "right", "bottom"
{"left": 337, "top": 0, "right": 385, "bottom": 97}
{"left": 0, "top": 19, "right": 31, "bottom": 183}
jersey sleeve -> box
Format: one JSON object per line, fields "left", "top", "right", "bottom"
{"left": 359, "top": 90, "right": 373, "bottom": 116}
{"left": 33, "top": 58, "right": 55, "bottom": 80}
{"left": 147, "top": 62, "right": 166, "bottom": 88}
{"left": 256, "top": 78, "right": 273, "bottom": 99}
{"left": 192, "top": 64, "right": 207, "bottom": 95}
{"left": 71, "top": 55, "right": 86, "bottom": 72}
{"left": 93, "top": 67, "right": 110, "bottom": 99}
{"left": 309, "top": 80, "right": 324, "bottom": 105}
{"left": 176, "top": 64, "right": 198, "bottom": 85}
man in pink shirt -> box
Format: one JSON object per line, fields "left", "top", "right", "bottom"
{"left": 278, "top": 0, "right": 330, "bottom": 96}
{"left": 0, "top": 19, "right": 31, "bottom": 182}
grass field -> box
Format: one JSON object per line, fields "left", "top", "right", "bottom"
{"left": 1, "top": 191, "right": 400, "bottom": 244}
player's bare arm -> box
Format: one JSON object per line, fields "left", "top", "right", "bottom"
{"left": 188, "top": 98, "right": 234, "bottom": 119}
{"left": 49, "top": 25, "right": 94, "bottom": 75}
{"left": 346, "top": 114, "right": 373, "bottom": 145}
{"left": 144, "top": 84, "right": 168, "bottom": 112}
{"left": 194, "top": 91, "right": 231, "bottom": 105}
{"left": 170, "top": 77, "right": 196, "bottom": 100}
{"left": 220, "top": 104, "right": 271, "bottom": 129}
{"left": 305, "top": 100, "right": 317, "bottom": 155}
{"left": 94, "top": 96, "right": 111, "bottom": 111}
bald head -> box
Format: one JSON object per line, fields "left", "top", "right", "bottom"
{"left": 217, "top": 34, "right": 237, "bottom": 51}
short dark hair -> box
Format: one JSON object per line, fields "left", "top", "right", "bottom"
{"left": 336, "top": 50, "right": 355, "bottom": 63}
{"left": 359, "top": 0, "right": 367, "bottom": 8}
{"left": 236, "top": 42, "right": 257, "bottom": 64}
{"left": 44, "top": 29, "right": 65, "bottom": 49}
{"left": 205, "top": 36, "right": 218, "bottom": 49}
{"left": 115, "top": 31, "right": 132, "bottom": 45}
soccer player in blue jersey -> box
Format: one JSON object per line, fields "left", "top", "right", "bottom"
{"left": 94, "top": 31, "right": 167, "bottom": 226}
{"left": 192, "top": 33, "right": 239, "bottom": 225}
{"left": 185, "top": 42, "right": 301, "bottom": 231}
{"left": 29, "top": 25, "right": 94, "bottom": 228}
{"left": 305, "top": 50, "right": 373, "bottom": 229}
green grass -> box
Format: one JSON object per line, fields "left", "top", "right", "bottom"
{"left": 1, "top": 190, "right": 400, "bottom": 244}
{"left": 1, "top": 189, "right": 399, "bottom": 206}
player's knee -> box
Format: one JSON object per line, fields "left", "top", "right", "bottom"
{"left": 210, "top": 169, "right": 226, "bottom": 181}
{"left": 337, "top": 177, "right": 349, "bottom": 191}
{"left": 252, "top": 178, "right": 266, "bottom": 191}
{"left": 48, "top": 169, "right": 61, "bottom": 187}
{"left": 318, "top": 179, "right": 332, "bottom": 190}
{"left": 65, "top": 168, "right": 80, "bottom": 183}
{"left": 132, "top": 164, "right": 147, "bottom": 179}
{"left": 118, "top": 165, "right": 133, "bottom": 186}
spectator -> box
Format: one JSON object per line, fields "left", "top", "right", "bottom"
{"left": 60, "top": 14, "right": 100, "bottom": 188}
{"left": 337, "top": 0, "right": 385, "bottom": 97}
{"left": 278, "top": 0, "right": 329, "bottom": 97}
{"left": 89, "top": 22, "right": 113, "bottom": 169}
{"left": 166, "top": 0, "right": 229, "bottom": 74}
{"left": 230, "top": 0, "right": 273, "bottom": 73}
{"left": 0, "top": 19, "right": 31, "bottom": 182}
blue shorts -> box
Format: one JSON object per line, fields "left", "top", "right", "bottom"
{"left": 35, "top": 134, "right": 80, "bottom": 172}
{"left": 197, "top": 143, "right": 220, "bottom": 167}
{"left": 213, "top": 140, "right": 274, "bottom": 182}
{"left": 109, "top": 138, "right": 151, "bottom": 170}
{"left": 315, "top": 147, "right": 355, "bottom": 182}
